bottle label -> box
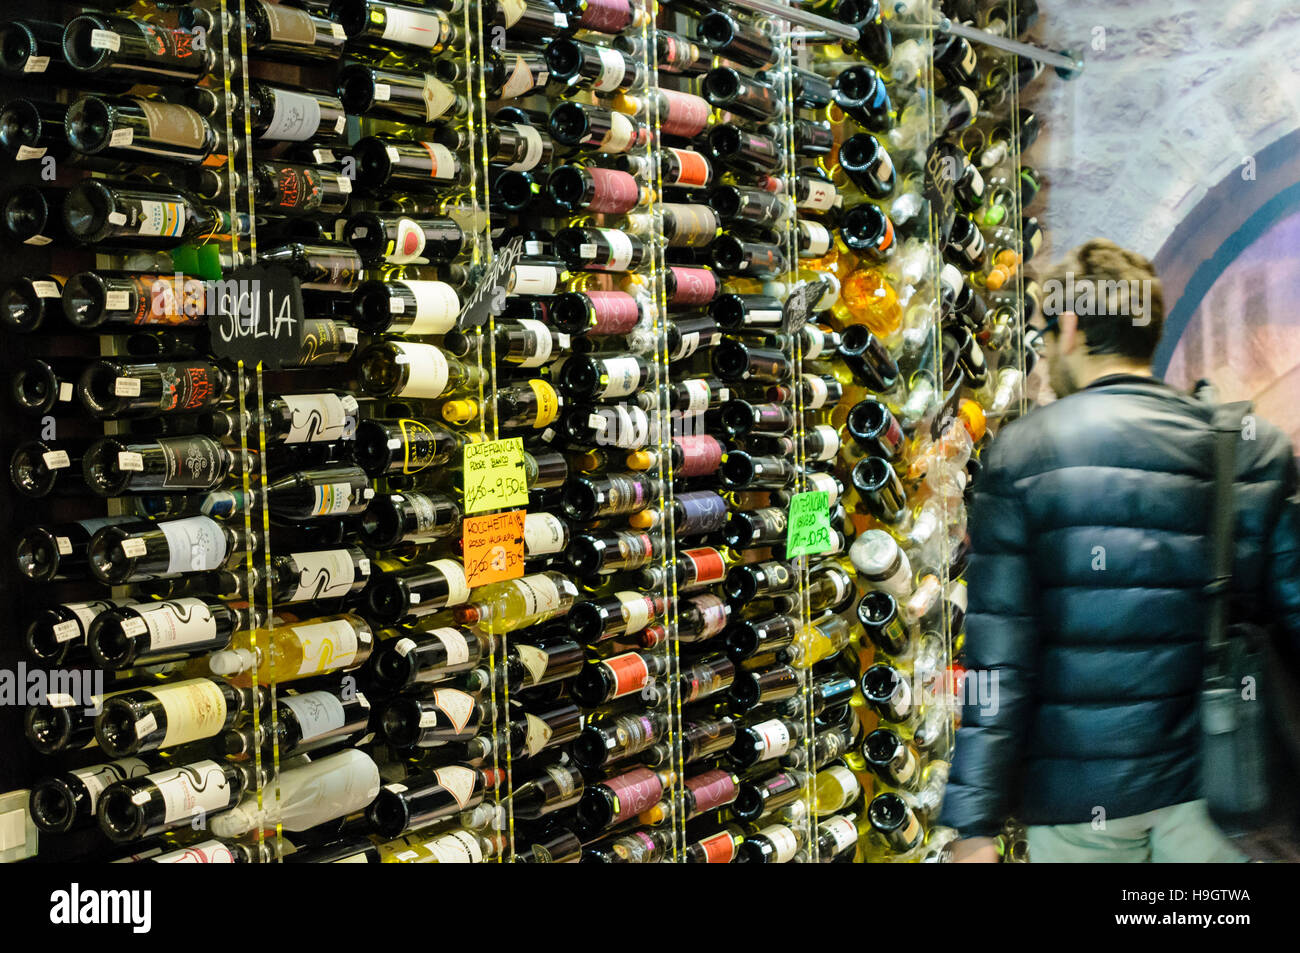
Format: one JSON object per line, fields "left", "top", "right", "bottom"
{"left": 800, "top": 179, "right": 837, "bottom": 211}
{"left": 433, "top": 765, "right": 477, "bottom": 809}
{"left": 681, "top": 379, "right": 713, "bottom": 414}
{"left": 524, "top": 713, "right": 553, "bottom": 756}
{"left": 805, "top": 470, "right": 840, "bottom": 507}
{"left": 263, "top": 3, "right": 318, "bottom": 44}
{"left": 603, "top": 112, "right": 635, "bottom": 152}
{"left": 312, "top": 482, "right": 358, "bottom": 517}
{"left": 154, "top": 761, "right": 231, "bottom": 823}
{"left": 396, "top": 419, "right": 443, "bottom": 474}
{"left": 594, "top": 48, "right": 627, "bottom": 92}
{"left": 382, "top": 8, "right": 449, "bottom": 48}
{"left": 527, "top": 380, "right": 560, "bottom": 428}
{"left": 430, "top": 627, "right": 471, "bottom": 666}
{"left": 601, "top": 652, "right": 650, "bottom": 699}
{"left": 133, "top": 99, "right": 206, "bottom": 152}
{"left": 261, "top": 88, "right": 321, "bottom": 141}
{"left": 697, "top": 831, "right": 736, "bottom": 864}
{"left": 753, "top": 718, "right": 791, "bottom": 758}
{"left": 432, "top": 688, "right": 475, "bottom": 733}
{"left": 599, "top": 356, "right": 642, "bottom": 398}
{"left": 417, "top": 141, "right": 456, "bottom": 180}
{"left": 808, "top": 423, "right": 840, "bottom": 461}
{"left": 289, "top": 549, "right": 360, "bottom": 601}
{"left": 160, "top": 516, "right": 227, "bottom": 574}
{"left": 667, "top": 148, "right": 709, "bottom": 188}
{"left": 682, "top": 547, "right": 726, "bottom": 585}
{"left": 522, "top": 512, "right": 566, "bottom": 555}
{"left": 155, "top": 435, "right": 223, "bottom": 489}
{"left": 666, "top": 266, "right": 716, "bottom": 306}
{"left": 282, "top": 690, "right": 347, "bottom": 742}
{"left": 154, "top": 841, "right": 237, "bottom": 864}
{"left": 512, "top": 318, "right": 554, "bottom": 368}
{"left": 505, "top": 124, "right": 545, "bottom": 171}
{"left": 659, "top": 89, "right": 710, "bottom": 139}
{"left": 515, "top": 573, "right": 562, "bottom": 617}
{"left": 605, "top": 767, "right": 663, "bottom": 824}
{"left": 597, "top": 228, "right": 635, "bottom": 271}
{"left": 806, "top": 376, "right": 829, "bottom": 408}
{"left": 156, "top": 680, "right": 228, "bottom": 748}
{"left": 135, "top": 200, "right": 186, "bottom": 238}
{"left": 800, "top": 221, "right": 832, "bottom": 257}
{"left": 763, "top": 824, "right": 799, "bottom": 863}
{"left": 393, "top": 342, "right": 451, "bottom": 398}
{"left": 823, "top": 815, "right": 859, "bottom": 853}
{"left": 403, "top": 281, "right": 459, "bottom": 335}
{"left": 515, "top": 644, "right": 549, "bottom": 685}
{"left": 509, "top": 264, "right": 559, "bottom": 296}
{"left": 429, "top": 829, "right": 483, "bottom": 863}
{"left": 615, "top": 591, "right": 656, "bottom": 633}
{"left": 687, "top": 769, "right": 738, "bottom": 813}
{"left": 137, "top": 598, "right": 217, "bottom": 650}
{"left": 431, "top": 559, "right": 470, "bottom": 606}
{"left": 403, "top": 492, "right": 452, "bottom": 540}
{"left": 294, "top": 618, "right": 361, "bottom": 675}
{"left": 283, "top": 394, "right": 354, "bottom": 444}
{"left": 63, "top": 600, "right": 118, "bottom": 641}
{"left": 688, "top": 594, "right": 729, "bottom": 636}
{"left": 71, "top": 758, "right": 150, "bottom": 810}
{"left": 499, "top": 57, "right": 539, "bottom": 101}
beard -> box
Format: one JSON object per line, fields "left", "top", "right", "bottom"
{"left": 1047, "top": 356, "right": 1078, "bottom": 398}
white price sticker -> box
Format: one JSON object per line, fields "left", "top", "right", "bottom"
{"left": 117, "top": 451, "right": 145, "bottom": 472}
{"left": 114, "top": 377, "right": 142, "bottom": 397}
{"left": 42, "top": 450, "right": 70, "bottom": 470}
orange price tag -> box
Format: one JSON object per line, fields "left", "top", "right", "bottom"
{"left": 462, "top": 509, "right": 526, "bottom": 588}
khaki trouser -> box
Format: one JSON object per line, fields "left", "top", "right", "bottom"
{"left": 1027, "top": 800, "right": 1248, "bottom": 862}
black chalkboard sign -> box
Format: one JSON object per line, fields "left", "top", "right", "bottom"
{"left": 781, "top": 277, "right": 828, "bottom": 335}
{"left": 207, "top": 264, "right": 306, "bottom": 371}
{"left": 925, "top": 140, "right": 962, "bottom": 247}
{"left": 456, "top": 236, "right": 525, "bottom": 330}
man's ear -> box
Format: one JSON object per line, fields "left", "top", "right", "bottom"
{"left": 1057, "top": 311, "right": 1079, "bottom": 355}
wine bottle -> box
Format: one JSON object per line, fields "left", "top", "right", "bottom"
{"left": 344, "top": 212, "right": 467, "bottom": 264}
{"left": 360, "top": 491, "right": 462, "bottom": 549}
{"left": 87, "top": 598, "right": 247, "bottom": 669}
{"left": 570, "top": 650, "right": 668, "bottom": 707}
{"left": 1, "top": 274, "right": 62, "bottom": 333}
{"left": 222, "top": 686, "right": 372, "bottom": 760}
{"left": 87, "top": 516, "right": 254, "bottom": 585}
{"left": 63, "top": 14, "right": 216, "bottom": 85}
{"left": 338, "top": 64, "right": 465, "bottom": 125}
{"left": 367, "top": 765, "right": 498, "bottom": 837}
{"left": 544, "top": 37, "right": 642, "bottom": 94}
{"left": 95, "top": 678, "right": 259, "bottom": 758}
{"left": 65, "top": 95, "right": 226, "bottom": 167}
{"left": 208, "top": 614, "right": 376, "bottom": 684}
{"left": 548, "top": 100, "right": 648, "bottom": 153}
{"left": 97, "top": 760, "right": 252, "bottom": 843}
{"left": 369, "top": 626, "right": 483, "bottom": 692}
{"left": 30, "top": 757, "right": 150, "bottom": 834}
{"left": 698, "top": 11, "right": 776, "bottom": 69}
{"left": 207, "top": 393, "right": 360, "bottom": 446}
{"left": 81, "top": 434, "right": 242, "bottom": 497}
{"left": 63, "top": 180, "right": 239, "bottom": 250}
{"left": 832, "top": 64, "right": 892, "bottom": 131}
{"left": 334, "top": 0, "right": 462, "bottom": 54}
{"left": 363, "top": 558, "right": 471, "bottom": 625}
{"left": 350, "top": 278, "right": 460, "bottom": 336}
{"left": 265, "top": 466, "right": 374, "bottom": 521}
{"left": 378, "top": 687, "right": 485, "bottom": 747}
{"left": 453, "top": 571, "right": 579, "bottom": 634}
{"left": 23, "top": 599, "right": 122, "bottom": 666}
{"left": 576, "top": 766, "right": 674, "bottom": 832}
{"left": 509, "top": 763, "right": 585, "bottom": 820}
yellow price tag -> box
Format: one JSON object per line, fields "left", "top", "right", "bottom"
{"left": 463, "top": 437, "right": 529, "bottom": 514}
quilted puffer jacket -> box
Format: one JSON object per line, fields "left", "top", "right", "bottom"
{"left": 939, "top": 374, "right": 1300, "bottom": 836}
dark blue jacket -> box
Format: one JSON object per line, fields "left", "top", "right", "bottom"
{"left": 939, "top": 375, "right": 1300, "bottom": 836}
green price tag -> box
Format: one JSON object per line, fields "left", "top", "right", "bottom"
{"left": 785, "top": 490, "right": 833, "bottom": 558}
{"left": 463, "top": 437, "right": 529, "bottom": 514}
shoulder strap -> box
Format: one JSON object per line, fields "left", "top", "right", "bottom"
{"left": 1206, "top": 401, "right": 1252, "bottom": 657}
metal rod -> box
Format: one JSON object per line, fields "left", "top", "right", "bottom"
{"left": 731, "top": 0, "right": 861, "bottom": 43}
{"left": 887, "top": 12, "right": 1083, "bottom": 73}
{"left": 938, "top": 17, "right": 1082, "bottom": 71}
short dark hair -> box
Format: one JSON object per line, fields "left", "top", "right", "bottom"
{"left": 1038, "top": 239, "right": 1165, "bottom": 362}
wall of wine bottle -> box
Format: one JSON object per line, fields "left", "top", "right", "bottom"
{"left": 0, "top": 0, "right": 1044, "bottom": 864}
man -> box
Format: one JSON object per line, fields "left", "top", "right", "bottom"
{"left": 941, "top": 239, "right": 1300, "bottom": 862}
